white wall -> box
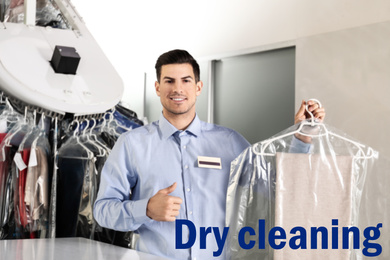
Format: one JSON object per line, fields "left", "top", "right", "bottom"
{"left": 70, "top": 0, "right": 390, "bottom": 118}
{"left": 296, "top": 21, "right": 390, "bottom": 159}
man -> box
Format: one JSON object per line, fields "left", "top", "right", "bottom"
{"left": 93, "top": 49, "right": 325, "bottom": 259}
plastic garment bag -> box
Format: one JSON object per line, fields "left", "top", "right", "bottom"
{"left": 0, "top": 98, "right": 23, "bottom": 135}
{"left": 12, "top": 117, "right": 51, "bottom": 239}
{"left": 226, "top": 119, "right": 385, "bottom": 260}
{"left": 0, "top": 116, "right": 31, "bottom": 239}
{"left": 48, "top": 117, "right": 58, "bottom": 238}
{"left": 102, "top": 112, "right": 131, "bottom": 138}
{"left": 55, "top": 120, "right": 131, "bottom": 247}
{"left": 56, "top": 120, "right": 106, "bottom": 240}
{"left": 115, "top": 103, "right": 144, "bottom": 127}
{"left": 2, "top": 0, "right": 69, "bottom": 28}
{"left": 0, "top": 99, "right": 23, "bottom": 224}
{"left": 56, "top": 125, "right": 95, "bottom": 238}
{"left": 81, "top": 119, "right": 133, "bottom": 247}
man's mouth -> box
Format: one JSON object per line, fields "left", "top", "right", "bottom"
{"left": 170, "top": 97, "right": 186, "bottom": 101}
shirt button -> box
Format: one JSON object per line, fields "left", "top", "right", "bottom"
{"left": 187, "top": 188, "right": 191, "bottom": 192}
{"left": 184, "top": 165, "right": 188, "bottom": 169}
{"left": 183, "top": 145, "right": 187, "bottom": 149}
{"left": 189, "top": 211, "right": 193, "bottom": 215}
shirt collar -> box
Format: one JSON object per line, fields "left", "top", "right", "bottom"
{"left": 159, "top": 113, "right": 201, "bottom": 139}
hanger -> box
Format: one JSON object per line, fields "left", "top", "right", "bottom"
{"left": 30, "top": 112, "right": 49, "bottom": 151}
{"left": 97, "top": 115, "right": 106, "bottom": 133}
{"left": 88, "top": 118, "right": 111, "bottom": 154}
{"left": 80, "top": 118, "right": 106, "bottom": 157}
{"left": 69, "top": 119, "right": 94, "bottom": 160}
{"left": 0, "top": 98, "right": 22, "bottom": 124}
{"left": 3, "top": 106, "right": 30, "bottom": 148}
{"left": 105, "top": 108, "right": 132, "bottom": 136}
{"left": 18, "top": 109, "right": 39, "bottom": 151}
{"left": 252, "top": 99, "right": 375, "bottom": 160}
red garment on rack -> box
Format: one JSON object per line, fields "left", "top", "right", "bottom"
{"left": 0, "top": 133, "right": 6, "bottom": 143}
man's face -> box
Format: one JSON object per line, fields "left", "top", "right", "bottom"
{"left": 155, "top": 63, "right": 203, "bottom": 118}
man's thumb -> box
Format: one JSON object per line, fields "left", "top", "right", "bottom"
{"left": 159, "top": 182, "right": 177, "bottom": 195}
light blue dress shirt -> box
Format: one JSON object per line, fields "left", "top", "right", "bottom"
{"left": 93, "top": 114, "right": 250, "bottom": 260}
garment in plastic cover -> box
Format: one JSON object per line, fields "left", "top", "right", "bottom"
{"left": 226, "top": 119, "right": 389, "bottom": 260}
{"left": 0, "top": 115, "right": 31, "bottom": 239}
{"left": 2, "top": 0, "right": 70, "bottom": 29}
{"left": 56, "top": 131, "right": 96, "bottom": 238}
{"left": 12, "top": 120, "right": 51, "bottom": 239}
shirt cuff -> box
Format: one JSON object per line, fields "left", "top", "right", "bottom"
{"left": 129, "top": 198, "right": 153, "bottom": 225}
{"left": 290, "top": 135, "right": 311, "bottom": 154}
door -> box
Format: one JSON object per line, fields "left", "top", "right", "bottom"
{"left": 214, "top": 47, "right": 296, "bottom": 144}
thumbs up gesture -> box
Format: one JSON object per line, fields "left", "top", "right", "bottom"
{"left": 146, "top": 182, "right": 183, "bottom": 221}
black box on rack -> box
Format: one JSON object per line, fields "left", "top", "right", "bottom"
{"left": 50, "top": 45, "right": 81, "bottom": 75}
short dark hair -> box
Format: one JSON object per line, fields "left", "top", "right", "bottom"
{"left": 155, "top": 49, "right": 200, "bottom": 83}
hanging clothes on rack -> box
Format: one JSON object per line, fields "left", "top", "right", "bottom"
{"left": 103, "top": 109, "right": 136, "bottom": 138}
{"left": 12, "top": 114, "right": 52, "bottom": 239}
{"left": 0, "top": 106, "right": 30, "bottom": 239}
{"left": 48, "top": 117, "right": 58, "bottom": 239}
{"left": 2, "top": 0, "right": 69, "bottom": 28}
{"left": 56, "top": 120, "right": 97, "bottom": 238}
{"left": 0, "top": 88, "right": 141, "bottom": 247}
{"left": 55, "top": 118, "right": 130, "bottom": 246}
{"left": 226, "top": 108, "right": 378, "bottom": 260}
{"left": 114, "top": 103, "right": 144, "bottom": 128}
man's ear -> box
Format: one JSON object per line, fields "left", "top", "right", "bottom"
{"left": 155, "top": 81, "right": 161, "bottom": 97}
{"left": 196, "top": 80, "right": 203, "bottom": 96}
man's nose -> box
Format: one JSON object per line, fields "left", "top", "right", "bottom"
{"left": 172, "top": 82, "right": 184, "bottom": 93}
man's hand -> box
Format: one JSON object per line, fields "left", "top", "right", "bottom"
{"left": 294, "top": 100, "right": 326, "bottom": 143}
{"left": 146, "top": 182, "right": 183, "bottom": 221}
{"left": 294, "top": 100, "right": 326, "bottom": 124}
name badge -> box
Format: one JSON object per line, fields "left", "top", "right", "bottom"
{"left": 197, "top": 156, "right": 222, "bottom": 169}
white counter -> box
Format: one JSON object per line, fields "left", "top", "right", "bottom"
{"left": 0, "top": 237, "right": 170, "bottom": 260}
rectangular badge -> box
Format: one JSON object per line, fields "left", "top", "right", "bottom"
{"left": 197, "top": 156, "right": 222, "bottom": 169}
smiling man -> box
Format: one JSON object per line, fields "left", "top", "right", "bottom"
{"left": 93, "top": 49, "right": 325, "bottom": 260}
{"left": 155, "top": 61, "right": 202, "bottom": 131}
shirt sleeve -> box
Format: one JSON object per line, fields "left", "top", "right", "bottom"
{"left": 229, "top": 130, "right": 251, "bottom": 157}
{"left": 289, "top": 135, "right": 311, "bottom": 154}
{"left": 93, "top": 134, "right": 152, "bottom": 232}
